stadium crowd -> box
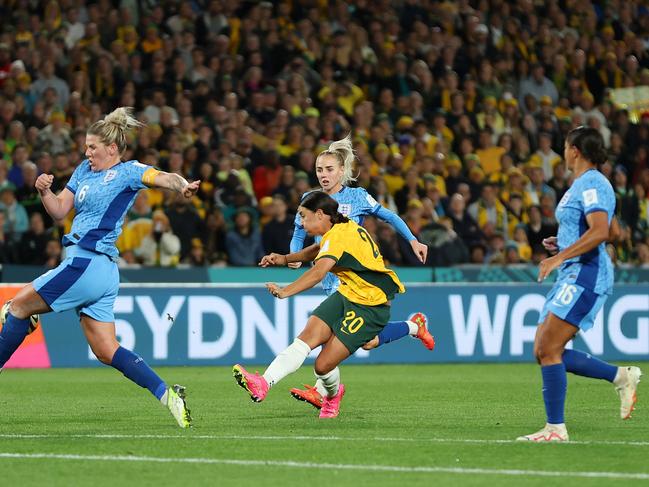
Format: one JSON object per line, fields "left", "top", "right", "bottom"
{"left": 1, "top": 0, "right": 649, "bottom": 268}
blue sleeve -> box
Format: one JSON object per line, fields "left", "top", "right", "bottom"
{"left": 66, "top": 161, "right": 85, "bottom": 194}
{"left": 353, "top": 187, "right": 380, "bottom": 215}
{"left": 125, "top": 161, "right": 151, "bottom": 190}
{"left": 290, "top": 211, "right": 306, "bottom": 253}
{"left": 580, "top": 175, "right": 615, "bottom": 219}
{"left": 290, "top": 191, "right": 312, "bottom": 253}
{"left": 374, "top": 205, "right": 416, "bottom": 241}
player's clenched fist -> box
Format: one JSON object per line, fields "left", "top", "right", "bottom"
{"left": 35, "top": 174, "right": 54, "bottom": 193}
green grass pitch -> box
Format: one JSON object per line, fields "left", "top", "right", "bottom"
{"left": 0, "top": 363, "right": 647, "bottom": 486}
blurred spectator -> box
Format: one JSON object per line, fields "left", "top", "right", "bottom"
{"left": 203, "top": 207, "right": 228, "bottom": 265}
{"left": 548, "top": 162, "right": 569, "bottom": 203}
{"left": 486, "top": 232, "right": 506, "bottom": 264}
{"left": 505, "top": 242, "right": 522, "bottom": 265}
{"left": 518, "top": 63, "right": 558, "bottom": 107}
{"left": 7, "top": 144, "right": 29, "bottom": 188}
{"left": 225, "top": 208, "right": 264, "bottom": 266}
{"left": 44, "top": 238, "right": 62, "bottom": 269}
{"left": 526, "top": 205, "right": 556, "bottom": 250}
{"left": 395, "top": 167, "right": 425, "bottom": 215}
{"left": 36, "top": 110, "right": 73, "bottom": 155}
{"left": 526, "top": 165, "right": 556, "bottom": 206}
{"left": 51, "top": 152, "right": 74, "bottom": 192}
{"left": 530, "top": 132, "right": 562, "bottom": 181}
{"left": 369, "top": 176, "right": 398, "bottom": 214}
{"left": 185, "top": 238, "right": 208, "bottom": 266}
{"left": 19, "top": 212, "right": 50, "bottom": 265}
{"left": 0, "top": 182, "right": 28, "bottom": 243}
{"left": 470, "top": 242, "right": 487, "bottom": 264}
{"left": 261, "top": 194, "right": 294, "bottom": 255}
{"left": 134, "top": 210, "right": 181, "bottom": 267}
{"left": 468, "top": 184, "right": 508, "bottom": 237}
{"left": 15, "top": 161, "right": 41, "bottom": 216}
{"left": 373, "top": 220, "right": 402, "bottom": 266}
{"left": 513, "top": 225, "right": 532, "bottom": 262}
{"left": 30, "top": 60, "right": 69, "bottom": 108}
{"left": 448, "top": 193, "right": 483, "bottom": 247}
{"left": 165, "top": 194, "right": 203, "bottom": 260}
{"left": 613, "top": 166, "right": 639, "bottom": 231}
{"left": 0, "top": 212, "right": 17, "bottom": 262}
{"left": 420, "top": 217, "right": 469, "bottom": 266}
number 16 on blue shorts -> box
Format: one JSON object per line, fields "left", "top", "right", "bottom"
{"left": 539, "top": 277, "right": 608, "bottom": 331}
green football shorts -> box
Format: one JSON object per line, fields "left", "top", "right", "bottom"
{"left": 311, "top": 291, "right": 391, "bottom": 353}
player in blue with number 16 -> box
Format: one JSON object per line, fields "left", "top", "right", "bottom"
{"left": 518, "top": 127, "right": 642, "bottom": 442}
{"left": 0, "top": 107, "right": 196, "bottom": 428}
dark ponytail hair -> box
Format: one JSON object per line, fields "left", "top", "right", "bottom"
{"left": 300, "top": 191, "right": 349, "bottom": 224}
{"left": 566, "top": 126, "right": 607, "bottom": 165}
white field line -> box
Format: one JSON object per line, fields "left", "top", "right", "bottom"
{"left": 0, "top": 433, "right": 648, "bottom": 447}
{"left": 0, "top": 452, "right": 647, "bottom": 480}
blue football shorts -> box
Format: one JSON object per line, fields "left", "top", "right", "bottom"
{"left": 32, "top": 245, "right": 119, "bottom": 322}
{"left": 539, "top": 275, "right": 609, "bottom": 331}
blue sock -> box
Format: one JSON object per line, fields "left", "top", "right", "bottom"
{"left": 0, "top": 312, "right": 30, "bottom": 367}
{"left": 110, "top": 346, "right": 167, "bottom": 400}
{"left": 541, "top": 363, "right": 567, "bottom": 424}
{"left": 377, "top": 321, "right": 410, "bottom": 346}
{"left": 562, "top": 349, "right": 617, "bottom": 382}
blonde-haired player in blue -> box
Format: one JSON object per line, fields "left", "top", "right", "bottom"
{"left": 518, "top": 127, "right": 642, "bottom": 442}
{"left": 0, "top": 107, "right": 195, "bottom": 428}
{"left": 288, "top": 134, "right": 435, "bottom": 409}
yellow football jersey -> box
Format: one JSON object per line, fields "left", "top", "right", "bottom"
{"left": 315, "top": 220, "right": 405, "bottom": 306}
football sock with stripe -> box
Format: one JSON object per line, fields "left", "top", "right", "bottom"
{"left": 541, "top": 363, "right": 567, "bottom": 425}
{"left": 315, "top": 367, "right": 340, "bottom": 398}
{"left": 562, "top": 349, "right": 617, "bottom": 382}
{"left": 110, "top": 346, "right": 167, "bottom": 400}
{"left": 0, "top": 312, "right": 31, "bottom": 368}
{"left": 376, "top": 321, "right": 410, "bottom": 346}
{"left": 263, "top": 338, "right": 311, "bottom": 388}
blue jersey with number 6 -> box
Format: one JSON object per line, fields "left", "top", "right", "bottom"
{"left": 32, "top": 159, "right": 155, "bottom": 323}
{"left": 63, "top": 159, "right": 151, "bottom": 258}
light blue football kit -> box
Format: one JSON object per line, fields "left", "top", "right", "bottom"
{"left": 291, "top": 186, "right": 416, "bottom": 295}
{"left": 33, "top": 160, "right": 153, "bottom": 322}
{"left": 539, "top": 169, "right": 615, "bottom": 330}
{"left": 0, "top": 159, "right": 187, "bottom": 412}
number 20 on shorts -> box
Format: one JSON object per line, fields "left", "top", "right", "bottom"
{"left": 341, "top": 310, "right": 364, "bottom": 335}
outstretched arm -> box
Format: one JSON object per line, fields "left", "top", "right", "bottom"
{"left": 149, "top": 171, "right": 200, "bottom": 198}
{"left": 36, "top": 174, "right": 75, "bottom": 221}
{"left": 260, "top": 243, "right": 321, "bottom": 267}
{"left": 374, "top": 205, "right": 428, "bottom": 263}
{"left": 266, "top": 256, "right": 335, "bottom": 298}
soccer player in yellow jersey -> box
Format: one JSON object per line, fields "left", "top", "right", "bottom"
{"left": 233, "top": 191, "right": 405, "bottom": 418}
